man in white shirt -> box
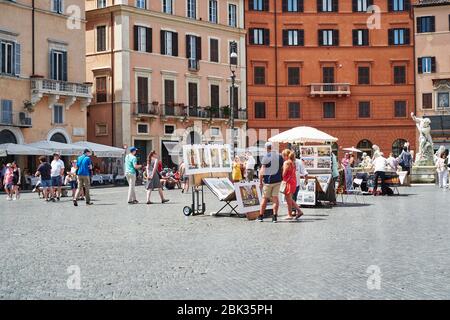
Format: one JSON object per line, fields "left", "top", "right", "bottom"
{"left": 245, "top": 152, "right": 256, "bottom": 181}
{"left": 50, "top": 153, "right": 65, "bottom": 201}
{"left": 372, "top": 153, "right": 387, "bottom": 196}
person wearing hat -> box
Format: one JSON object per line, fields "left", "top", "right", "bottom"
{"left": 125, "top": 146, "right": 142, "bottom": 204}
{"left": 50, "top": 152, "right": 65, "bottom": 201}
{"left": 73, "top": 149, "right": 93, "bottom": 206}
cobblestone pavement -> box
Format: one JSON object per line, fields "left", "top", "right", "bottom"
{"left": 0, "top": 184, "right": 449, "bottom": 299}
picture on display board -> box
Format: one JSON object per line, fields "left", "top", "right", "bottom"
{"left": 302, "top": 157, "right": 315, "bottom": 169}
{"left": 317, "top": 146, "right": 331, "bottom": 157}
{"left": 299, "top": 145, "right": 332, "bottom": 171}
{"left": 184, "top": 145, "right": 200, "bottom": 171}
{"left": 220, "top": 146, "right": 232, "bottom": 169}
{"left": 317, "top": 157, "right": 331, "bottom": 169}
{"left": 301, "top": 147, "right": 315, "bottom": 157}
{"left": 235, "top": 181, "right": 263, "bottom": 214}
{"left": 297, "top": 178, "right": 316, "bottom": 205}
{"left": 183, "top": 144, "right": 233, "bottom": 174}
{"left": 198, "top": 145, "right": 211, "bottom": 169}
{"left": 203, "top": 177, "right": 235, "bottom": 201}
{"left": 210, "top": 146, "right": 221, "bottom": 169}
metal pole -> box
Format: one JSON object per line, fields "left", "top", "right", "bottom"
{"left": 230, "top": 70, "right": 236, "bottom": 158}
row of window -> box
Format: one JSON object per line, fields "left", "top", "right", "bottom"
{"left": 416, "top": 15, "right": 450, "bottom": 33}
{"left": 250, "top": 28, "right": 410, "bottom": 46}
{"left": 96, "top": 26, "right": 239, "bottom": 65}
{"left": 252, "top": 65, "right": 407, "bottom": 86}
{"left": 422, "top": 92, "right": 450, "bottom": 110}
{"left": 95, "top": 75, "right": 240, "bottom": 109}
{"left": 97, "top": 0, "right": 239, "bottom": 27}
{"left": 250, "top": 0, "right": 410, "bottom": 12}
{"left": 1, "top": 99, "right": 63, "bottom": 124}
{"left": 253, "top": 100, "right": 408, "bottom": 119}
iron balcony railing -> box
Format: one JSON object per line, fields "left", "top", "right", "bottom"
{"left": 310, "top": 83, "right": 351, "bottom": 96}
{"left": 161, "top": 104, "right": 187, "bottom": 117}
{"left": 0, "top": 111, "right": 32, "bottom": 128}
{"left": 134, "top": 102, "right": 160, "bottom": 116}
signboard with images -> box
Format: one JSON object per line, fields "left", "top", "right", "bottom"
{"left": 299, "top": 145, "right": 332, "bottom": 170}
{"left": 183, "top": 144, "right": 233, "bottom": 175}
{"left": 296, "top": 178, "right": 316, "bottom": 206}
{"left": 203, "top": 177, "right": 235, "bottom": 201}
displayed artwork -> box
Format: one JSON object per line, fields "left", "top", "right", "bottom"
{"left": 203, "top": 177, "right": 235, "bottom": 201}
{"left": 183, "top": 144, "right": 233, "bottom": 175}
{"left": 315, "top": 174, "right": 331, "bottom": 193}
{"left": 299, "top": 145, "right": 332, "bottom": 170}
{"left": 297, "top": 178, "right": 316, "bottom": 206}
{"left": 234, "top": 181, "right": 263, "bottom": 214}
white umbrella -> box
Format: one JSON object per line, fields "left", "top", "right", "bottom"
{"left": 74, "top": 141, "right": 125, "bottom": 158}
{"left": 27, "top": 140, "right": 85, "bottom": 156}
{"left": 268, "top": 126, "right": 338, "bottom": 144}
{"left": 342, "top": 147, "right": 362, "bottom": 153}
{"left": 0, "top": 143, "right": 52, "bottom": 156}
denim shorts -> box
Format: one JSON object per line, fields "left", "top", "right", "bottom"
{"left": 41, "top": 180, "right": 52, "bottom": 188}
{"left": 69, "top": 181, "right": 77, "bottom": 190}
{"left": 51, "top": 176, "right": 62, "bottom": 187}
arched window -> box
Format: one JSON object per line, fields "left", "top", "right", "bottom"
{"left": 50, "top": 133, "right": 67, "bottom": 143}
{"left": 392, "top": 139, "right": 407, "bottom": 157}
{"left": 357, "top": 139, "right": 373, "bottom": 157}
{"left": 0, "top": 129, "right": 17, "bottom": 144}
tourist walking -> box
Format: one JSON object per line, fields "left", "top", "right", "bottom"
{"left": 398, "top": 146, "right": 413, "bottom": 185}
{"left": 232, "top": 156, "right": 242, "bottom": 182}
{"left": 11, "top": 161, "right": 21, "bottom": 200}
{"left": 73, "top": 149, "right": 93, "bottom": 206}
{"left": 257, "top": 142, "right": 284, "bottom": 223}
{"left": 66, "top": 159, "right": 82, "bottom": 200}
{"left": 179, "top": 161, "right": 189, "bottom": 193}
{"left": 50, "top": 153, "right": 64, "bottom": 201}
{"left": 372, "top": 153, "right": 387, "bottom": 196}
{"left": 436, "top": 152, "right": 448, "bottom": 189}
{"left": 281, "top": 149, "right": 303, "bottom": 220}
{"left": 245, "top": 152, "right": 256, "bottom": 181}
{"left": 292, "top": 153, "right": 309, "bottom": 209}
{"left": 329, "top": 152, "right": 339, "bottom": 205}
{"left": 3, "top": 163, "right": 14, "bottom": 200}
{"left": 124, "top": 147, "right": 142, "bottom": 204}
{"left": 35, "top": 156, "right": 52, "bottom": 201}
{"left": 145, "top": 150, "right": 169, "bottom": 204}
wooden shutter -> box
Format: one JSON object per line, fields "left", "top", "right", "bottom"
{"left": 282, "top": 30, "right": 288, "bottom": 46}
{"left": 299, "top": 0, "right": 304, "bottom": 12}
{"left": 62, "top": 51, "right": 67, "bottom": 81}
{"left": 138, "top": 77, "right": 148, "bottom": 103}
{"left": 146, "top": 27, "right": 152, "bottom": 52}
{"left": 431, "top": 16, "right": 436, "bottom": 32}
{"left": 134, "top": 25, "right": 139, "bottom": 50}
{"left": 352, "top": 30, "right": 358, "bottom": 45}
{"left": 186, "top": 35, "right": 191, "bottom": 58}
{"left": 49, "top": 49, "right": 54, "bottom": 79}
{"left": 368, "top": 0, "right": 373, "bottom": 6}
{"left": 363, "top": 29, "right": 369, "bottom": 45}
{"left": 416, "top": 17, "right": 422, "bottom": 33}
{"left": 388, "top": 0, "right": 393, "bottom": 12}
{"left": 333, "top": 30, "right": 339, "bottom": 45}
{"left": 352, "top": 0, "right": 357, "bottom": 12}
{"left": 388, "top": 29, "right": 393, "bottom": 45}
{"left": 404, "top": 28, "right": 410, "bottom": 44}
{"left": 332, "top": 0, "right": 338, "bottom": 12}
{"left": 211, "top": 85, "right": 219, "bottom": 108}
{"left": 173, "top": 32, "right": 178, "bottom": 56}
{"left": 282, "top": 0, "right": 288, "bottom": 12}
{"left": 196, "top": 36, "right": 202, "bottom": 60}
{"left": 263, "top": 0, "right": 269, "bottom": 11}
{"left": 431, "top": 57, "right": 436, "bottom": 73}
{"left": 249, "top": 0, "right": 254, "bottom": 10}
{"left": 417, "top": 58, "right": 423, "bottom": 74}
{"left": 405, "top": 0, "right": 411, "bottom": 11}
{"left": 318, "top": 30, "right": 323, "bottom": 46}
{"left": 317, "top": 0, "right": 322, "bottom": 12}
{"left": 160, "top": 30, "right": 166, "bottom": 54}
{"left": 14, "top": 43, "right": 20, "bottom": 76}
{"left": 249, "top": 28, "right": 255, "bottom": 44}
{"left": 263, "top": 29, "right": 270, "bottom": 45}
{"left": 299, "top": 30, "right": 304, "bottom": 45}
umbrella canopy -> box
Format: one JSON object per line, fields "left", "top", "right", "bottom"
{"left": 268, "top": 126, "right": 338, "bottom": 144}
{"left": 74, "top": 141, "right": 125, "bottom": 158}
{"left": 0, "top": 143, "right": 53, "bottom": 156}
{"left": 342, "top": 147, "right": 362, "bottom": 153}
{"left": 27, "top": 140, "right": 85, "bottom": 156}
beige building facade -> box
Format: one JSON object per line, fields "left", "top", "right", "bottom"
{"left": 0, "top": 0, "right": 92, "bottom": 152}
{"left": 85, "top": 0, "right": 247, "bottom": 167}
{"left": 414, "top": 0, "right": 450, "bottom": 148}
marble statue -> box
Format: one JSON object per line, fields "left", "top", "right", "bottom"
{"left": 411, "top": 112, "right": 434, "bottom": 166}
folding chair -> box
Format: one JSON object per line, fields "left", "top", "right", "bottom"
{"left": 345, "top": 178, "right": 366, "bottom": 204}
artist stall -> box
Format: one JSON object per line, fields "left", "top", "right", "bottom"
{"left": 269, "top": 126, "right": 338, "bottom": 206}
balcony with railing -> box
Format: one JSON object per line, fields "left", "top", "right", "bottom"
{"left": 134, "top": 102, "right": 160, "bottom": 117}
{"left": 161, "top": 104, "right": 188, "bottom": 117}
{"left": 30, "top": 77, "right": 92, "bottom": 109}
{"left": 310, "top": 83, "right": 351, "bottom": 97}
{"left": 0, "top": 111, "right": 32, "bottom": 128}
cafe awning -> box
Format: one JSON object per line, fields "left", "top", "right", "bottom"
{"left": 27, "top": 140, "right": 85, "bottom": 156}
{"left": 0, "top": 143, "right": 53, "bottom": 156}
{"left": 73, "top": 141, "right": 125, "bottom": 158}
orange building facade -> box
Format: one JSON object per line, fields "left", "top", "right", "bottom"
{"left": 246, "top": 0, "right": 417, "bottom": 157}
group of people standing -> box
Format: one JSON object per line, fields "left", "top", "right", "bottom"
{"left": 1, "top": 162, "right": 21, "bottom": 200}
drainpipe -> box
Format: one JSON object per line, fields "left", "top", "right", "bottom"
{"left": 32, "top": 0, "right": 35, "bottom": 74}
{"left": 274, "top": 0, "right": 278, "bottom": 118}
{"left": 110, "top": 11, "right": 115, "bottom": 147}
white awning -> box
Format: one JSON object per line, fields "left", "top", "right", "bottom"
{"left": 0, "top": 143, "right": 53, "bottom": 156}
{"left": 162, "top": 141, "right": 182, "bottom": 156}
{"left": 27, "top": 141, "right": 85, "bottom": 156}
{"left": 269, "top": 126, "right": 338, "bottom": 144}
{"left": 73, "top": 141, "right": 125, "bottom": 158}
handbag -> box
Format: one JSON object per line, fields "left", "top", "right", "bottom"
{"left": 280, "top": 181, "right": 287, "bottom": 194}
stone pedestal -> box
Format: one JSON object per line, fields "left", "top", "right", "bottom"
{"left": 411, "top": 166, "right": 436, "bottom": 183}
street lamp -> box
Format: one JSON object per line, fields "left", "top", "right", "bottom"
{"left": 229, "top": 41, "right": 238, "bottom": 158}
